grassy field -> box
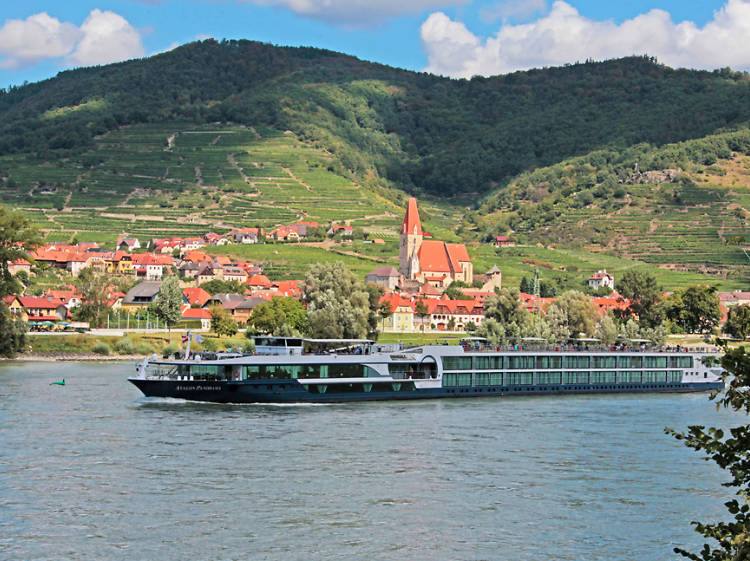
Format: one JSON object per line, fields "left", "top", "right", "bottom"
{"left": 467, "top": 244, "right": 748, "bottom": 291}
{"left": 27, "top": 331, "right": 249, "bottom": 355}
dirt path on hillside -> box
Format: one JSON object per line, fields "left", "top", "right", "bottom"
{"left": 344, "top": 212, "right": 397, "bottom": 226}
{"left": 282, "top": 167, "right": 312, "bottom": 192}
{"left": 227, "top": 153, "right": 258, "bottom": 194}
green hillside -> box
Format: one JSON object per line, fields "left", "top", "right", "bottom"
{"left": 2, "top": 40, "right": 750, "bottom": 200}
{"left": 0, "top": 39, "right": 747, "bottom": 286}
{"left": 475, "top": 130, "right": 750, "bottom": 281}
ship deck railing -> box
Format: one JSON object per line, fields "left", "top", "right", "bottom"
{"left": 461, "top": 343, "right": 719, "bottom": 354}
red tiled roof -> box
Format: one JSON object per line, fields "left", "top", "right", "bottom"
{"left": 272, "top": 280, "right": 302, "bottom": 296}
{"left": 183, "top": 287, "right": 211, "bottom": 307}
{"left": 183, "top": 251, "right": 211, "bottom": 263}
{"left": 380, "top": 293, "right": 415, "bottom": 312}
{"left": 401, "top": 197, "right": 422, "bottom": 236}
{"left": 592, "top": 296, "right": 630, "bottom": 316}
{"left": 44, "top": 289, "right": 81, "bottom": 302}
{"left": 424, "top": 298, "right": 483, "bottom": 315}
{"left": 183, "top": 308, "right": 212, "bottom": 319}
{"left": 248, "top": 274, "right": 272, "bottom": 287}
{"left": 418, "top": 241, "right": 470, "bottom": 274}
{"left": 18, "top": 296, "right": 65, "bottom": 309}
{"left": 419, "top": 283, "right": 443, "bottom": 296}
{"left": 718, "top": 291, "right": 750, "bottom": 302}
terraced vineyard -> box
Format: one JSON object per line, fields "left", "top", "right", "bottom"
{"left": 477, "top": 135, "right": 750, "bottom": 284}
{"left": 587, "top": 163, "right": 749, "bottom": 278}
{"left": 0, "top": 122, "right": 403, "bottom": 245}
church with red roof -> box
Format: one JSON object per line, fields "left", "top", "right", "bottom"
{"left": 399, "top": 197, "right": 473, "bottom": 285}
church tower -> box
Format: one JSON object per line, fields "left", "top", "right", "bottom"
{"left": 399, "top": 197, "right": 423, "bottom": 279}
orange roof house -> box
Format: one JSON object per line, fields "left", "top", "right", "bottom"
{"left": 247, "top": 274, "right": 272, "bottom": 288}
{"left": 183, "top": 287, "right": 211, "bottom": 308}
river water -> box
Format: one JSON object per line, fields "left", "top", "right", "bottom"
{"left": 0, "top": 361, "right": 744, "bottom": 561}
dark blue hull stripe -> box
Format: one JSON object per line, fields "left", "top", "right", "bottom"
{"left": 130, "top": 379, "right": 723, "bottom": 404}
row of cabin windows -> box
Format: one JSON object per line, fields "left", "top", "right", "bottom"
{"left": 186, "top": 363, "right": 379, "bottom": 380}
{"left": 443, "top": 355, "right": 692, "bottom": 371}
{"left": 443, "top": 370, "right": 684, "bottom": 387}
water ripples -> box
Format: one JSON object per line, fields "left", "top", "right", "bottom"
{"left": 0, "top": 361, "right": 744, "bottom": 560}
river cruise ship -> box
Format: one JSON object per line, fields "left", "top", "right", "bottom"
{"left": 128, "top": 337, "right": 724, "bottom": 403}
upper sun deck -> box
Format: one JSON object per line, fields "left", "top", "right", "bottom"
{"left": 253, "top": 337, "right": 381, "bottom": 356}
{"left": 451, "top": 338, "right": 719, "bottom": 356}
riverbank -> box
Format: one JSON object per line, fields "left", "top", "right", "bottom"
{"left": 4, "top": 353, "right": 146, "bottom": 362}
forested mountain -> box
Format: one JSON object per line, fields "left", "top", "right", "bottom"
{"left": 2, "top": 39, "right": 750, "bottom": 199}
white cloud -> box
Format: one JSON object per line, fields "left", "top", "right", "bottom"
{"left": 0, "top": 10, "right": 144, "bottom": 70}
{"left": 421, "top": 0, "right": 750, "bottom": 78}
{"left": 0, "top": 13, "right": 81, "bottom": 69}
{"left": 68, "top": 10, "right": 145, "bottom": 67}
{"left": 246, "top": 0, "right": 468, "bottom": 26}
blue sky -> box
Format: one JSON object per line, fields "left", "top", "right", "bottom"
{"left": 0, "top": 0, "right": 743, "bottom": 88}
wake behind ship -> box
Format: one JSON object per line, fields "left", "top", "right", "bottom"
{"left": 128, "top": 337, "right": 724, "bottom": 404}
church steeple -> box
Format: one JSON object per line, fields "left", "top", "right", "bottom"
{"left": 401, "top": 197, "right": 423, "bottom": 236}
{"left": 399, "top": 197, "right": 423, "bottom": 279}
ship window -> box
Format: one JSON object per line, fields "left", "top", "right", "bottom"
{"left": 643, "top": 371, "right": 667, "bottom": 382}
{"left": 669, "top": 356, "right": 693, "bottom": 369}
{"left": 242, "top": 363, "right": 378, "bottom": 380}
{"left": 475, "top": 373, "right": 490, "bottom": 386}
{"left": 563, "top": 356, "right": 590, "bottom": 369}
{"left": 190, "top": 364, "right": 224, "bottom": 380}
{"left": 536, "top": 372, "right": 562, "bottom": 385}
{"left": 669, "top": 371, "right": 683, "bottom": 382}
{"left": 564, "top": 371, "right": 589, "bottom": 384}
{"left": 443, "top": 373, "right": 471, "bottom": 387}
{"left": 644, "top": 356, "right": 668, "bottom": 368}
{"left": 389, "top": 363, "right": 431, "bottom": 379}
{"left": 590, "top": 371, "right": 616, "bottom": 383}
{"left": 474, "top": 356, "right": 491, "bottom": 370}
{"left": 593, "top": 356, "right": 617, "bottom": 369}
{"left": 618, "top": 355, "right": 642, "bottom": 368}
{"left": 506, "top": 372, "right": 533, "bottom": 385}
{"left": 508, "top": 356, "right": 534, "bottom": 369}
{"left": 443, "top": 357, "right": 472, "bottom": 370}
{"left": 618, "top": 371, "right": 642, "bottom": 383}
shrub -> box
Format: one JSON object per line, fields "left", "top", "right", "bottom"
{"left": 162, "top": 343, "right": 179, "bottom": 358}
{"left": 241, "top": 339, "right": 255, "bottom": 354}
{"left": 114, "top": 338, "right": 136, "bottom": 355}
{"left": 201, "top": 338, "right": 219, "bottom": 352}
{"left": 91, "top": 342, "right": 110, "bottom": 356}
{"left": 136, "top": 342, "right": 154, "bottom": 355}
